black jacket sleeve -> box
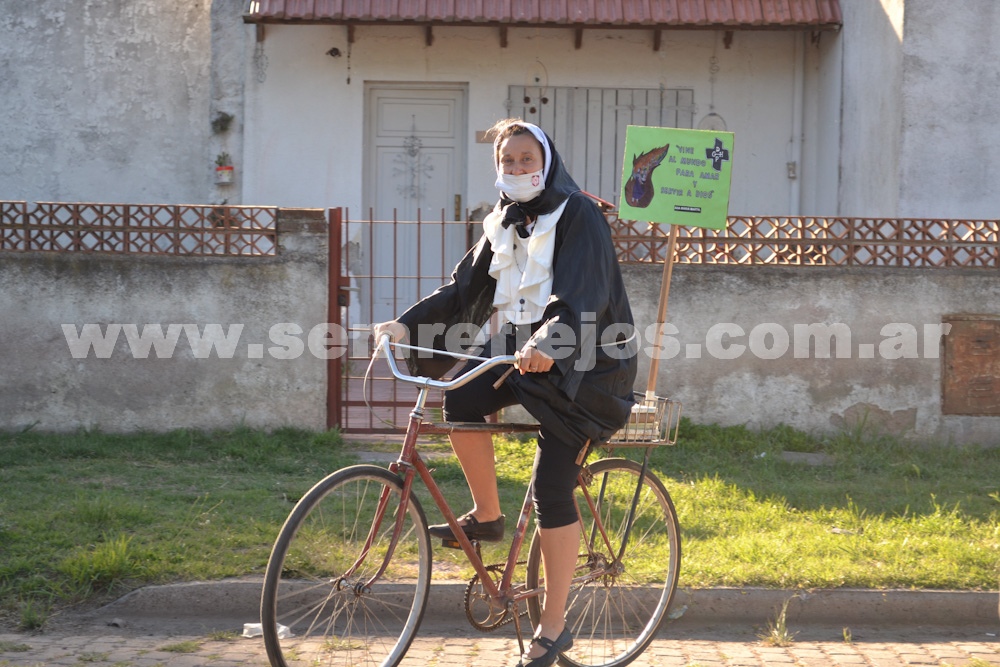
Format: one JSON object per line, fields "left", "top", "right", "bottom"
{"left": 395, "top": 233, "right": 496, "bottom": 378}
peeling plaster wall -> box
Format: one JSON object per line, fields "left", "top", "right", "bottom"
{"left": 0, "top": 210, "right": 328, "bottom": 433}
{"left": 2, "top": 237, "right": 997, "bottom": 444}
{"left": 0, "top": 1, "right": 228, "bottom": 203}
{"left": 624, "top": 264, "right": 1000, "bottom": 446}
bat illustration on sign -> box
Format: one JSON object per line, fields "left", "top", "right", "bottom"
{"left": 623, "top": 143, "right": 670, "bottom": 208}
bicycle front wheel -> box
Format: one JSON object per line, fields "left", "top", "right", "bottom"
{"left": 525, "top": 457, "right": 681, "bottom": 667}
{"left": 261, "top": 465, "right": 432, "bottom": 667}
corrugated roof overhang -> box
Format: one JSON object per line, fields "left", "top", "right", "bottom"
{"left": 243, "top": 0, "right": 842, "bottom": 32}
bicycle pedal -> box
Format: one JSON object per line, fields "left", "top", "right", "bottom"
{"left": 440, "top": 537, "right": 481, "bottom": 557}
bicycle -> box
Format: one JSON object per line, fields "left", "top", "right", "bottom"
{"left": 260, "top": 335, "right": 682, "bottom": 667}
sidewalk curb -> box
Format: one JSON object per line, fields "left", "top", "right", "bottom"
{"left": 671, "top": 587, "right": 999, "bottom": 627}
{"left": 95, "top": 579, "right": 999, "bottom": 628}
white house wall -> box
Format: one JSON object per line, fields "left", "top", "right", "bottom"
{"left": 837, "top": 0, "right": 904, "bottom": 217}
{"left": 242, "top": 24, "right": 833, "bottom": 217}
{"left": 896, "top": 0, "right": 1000, "bottom": 219}
{"left": 800, "top": 30, "right": 842, "bottom": 216}
{"left": 836, "top": 0, "right": 1000, "bottom": 220}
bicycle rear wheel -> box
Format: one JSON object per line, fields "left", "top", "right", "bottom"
{"left": 525, "top": 457, "right": 680, "bottom": 667}
{"left": 261, "top": 465, "right": 432, "bottom": 667}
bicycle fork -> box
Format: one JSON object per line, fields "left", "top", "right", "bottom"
{"left": 341, "top": 387, "right": 431, "bottom": 590}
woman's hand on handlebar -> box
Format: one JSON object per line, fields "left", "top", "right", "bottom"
{"left": 515, "top": 346, "right": 554, "bottom": 375}
{"left": 373, "top": 321, "right": 407, "bottom": 347}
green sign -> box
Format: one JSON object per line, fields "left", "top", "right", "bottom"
{"left": 618, "top": 125, "right": 734, "bottom": 230}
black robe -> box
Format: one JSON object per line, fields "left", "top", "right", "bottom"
{"left": 397, "top": 189, "right": 638, "bottom": 448}
{"left": 397, "top": 128, "right": 637, "bottom": 448}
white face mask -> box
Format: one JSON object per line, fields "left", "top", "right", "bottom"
{"left": 495, "top": 170, "right": 544, "bottom": 203}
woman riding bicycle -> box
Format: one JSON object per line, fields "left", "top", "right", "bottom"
{"left": 375, "top": 118, "right": 637, "bottom": 667}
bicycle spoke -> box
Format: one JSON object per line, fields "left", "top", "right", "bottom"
{"left": 261, "top": 466, "right": 431, "bottom": 667}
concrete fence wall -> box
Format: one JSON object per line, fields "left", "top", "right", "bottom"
{"left": 0, "top": 209, "right": 329, "bottom": 433}
{"left": 625, "top": 264, "right": 1000, "bottom": 446}
{"left": 3, "top": 214, "right": 998, "bottom": 445}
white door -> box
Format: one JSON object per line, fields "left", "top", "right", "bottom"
{"left": 365, "top": 83, "right": 467, "bottom": 220}
{"left": 362, "top": 84, "right": 469, "bottom": 324}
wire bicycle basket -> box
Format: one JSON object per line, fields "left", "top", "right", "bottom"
{"left": 607, "top": 393, "right": 682, "bottom": 446}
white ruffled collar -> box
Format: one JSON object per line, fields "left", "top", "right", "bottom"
{"left": 483, "top": 198, "right": 569, "bottom": 324}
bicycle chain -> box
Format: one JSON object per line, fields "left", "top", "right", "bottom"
{"left": 463, "top": 562, "right": 529, "bottom": 632}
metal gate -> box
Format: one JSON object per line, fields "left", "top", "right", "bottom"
{"left": 328, "top": 207, "right": 478, "bottom": 434}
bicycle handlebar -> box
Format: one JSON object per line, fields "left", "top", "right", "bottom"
{"left": 376, "top": 333, "right": 517, "bottom": 392}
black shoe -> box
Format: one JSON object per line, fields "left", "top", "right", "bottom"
{"left": 427, "top": 512, "right": 505, "bottom": 542}
{"left": 516, "top": 627, "right": 573, "bottom": 667}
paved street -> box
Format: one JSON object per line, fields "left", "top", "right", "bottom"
{"left": 2, "top": 620, "right": 998, "bottom": 667}
{"left": 2, "top": 581, "right": 997, "bottom": 666}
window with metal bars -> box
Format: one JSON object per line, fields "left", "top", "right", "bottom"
{"left": 507, "top": 85, "right": 695, "bottom": 206}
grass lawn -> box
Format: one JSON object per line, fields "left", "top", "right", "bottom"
{"left": 0, "top": 420, "right": 997, "bottom": 630}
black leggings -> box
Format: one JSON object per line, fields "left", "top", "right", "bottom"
{"left": 443, "top": 346, "right": 582, "bottom": 530}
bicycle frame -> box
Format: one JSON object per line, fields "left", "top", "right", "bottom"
{"left": 354, "top": 336, "right": 652, "bottom": 616}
